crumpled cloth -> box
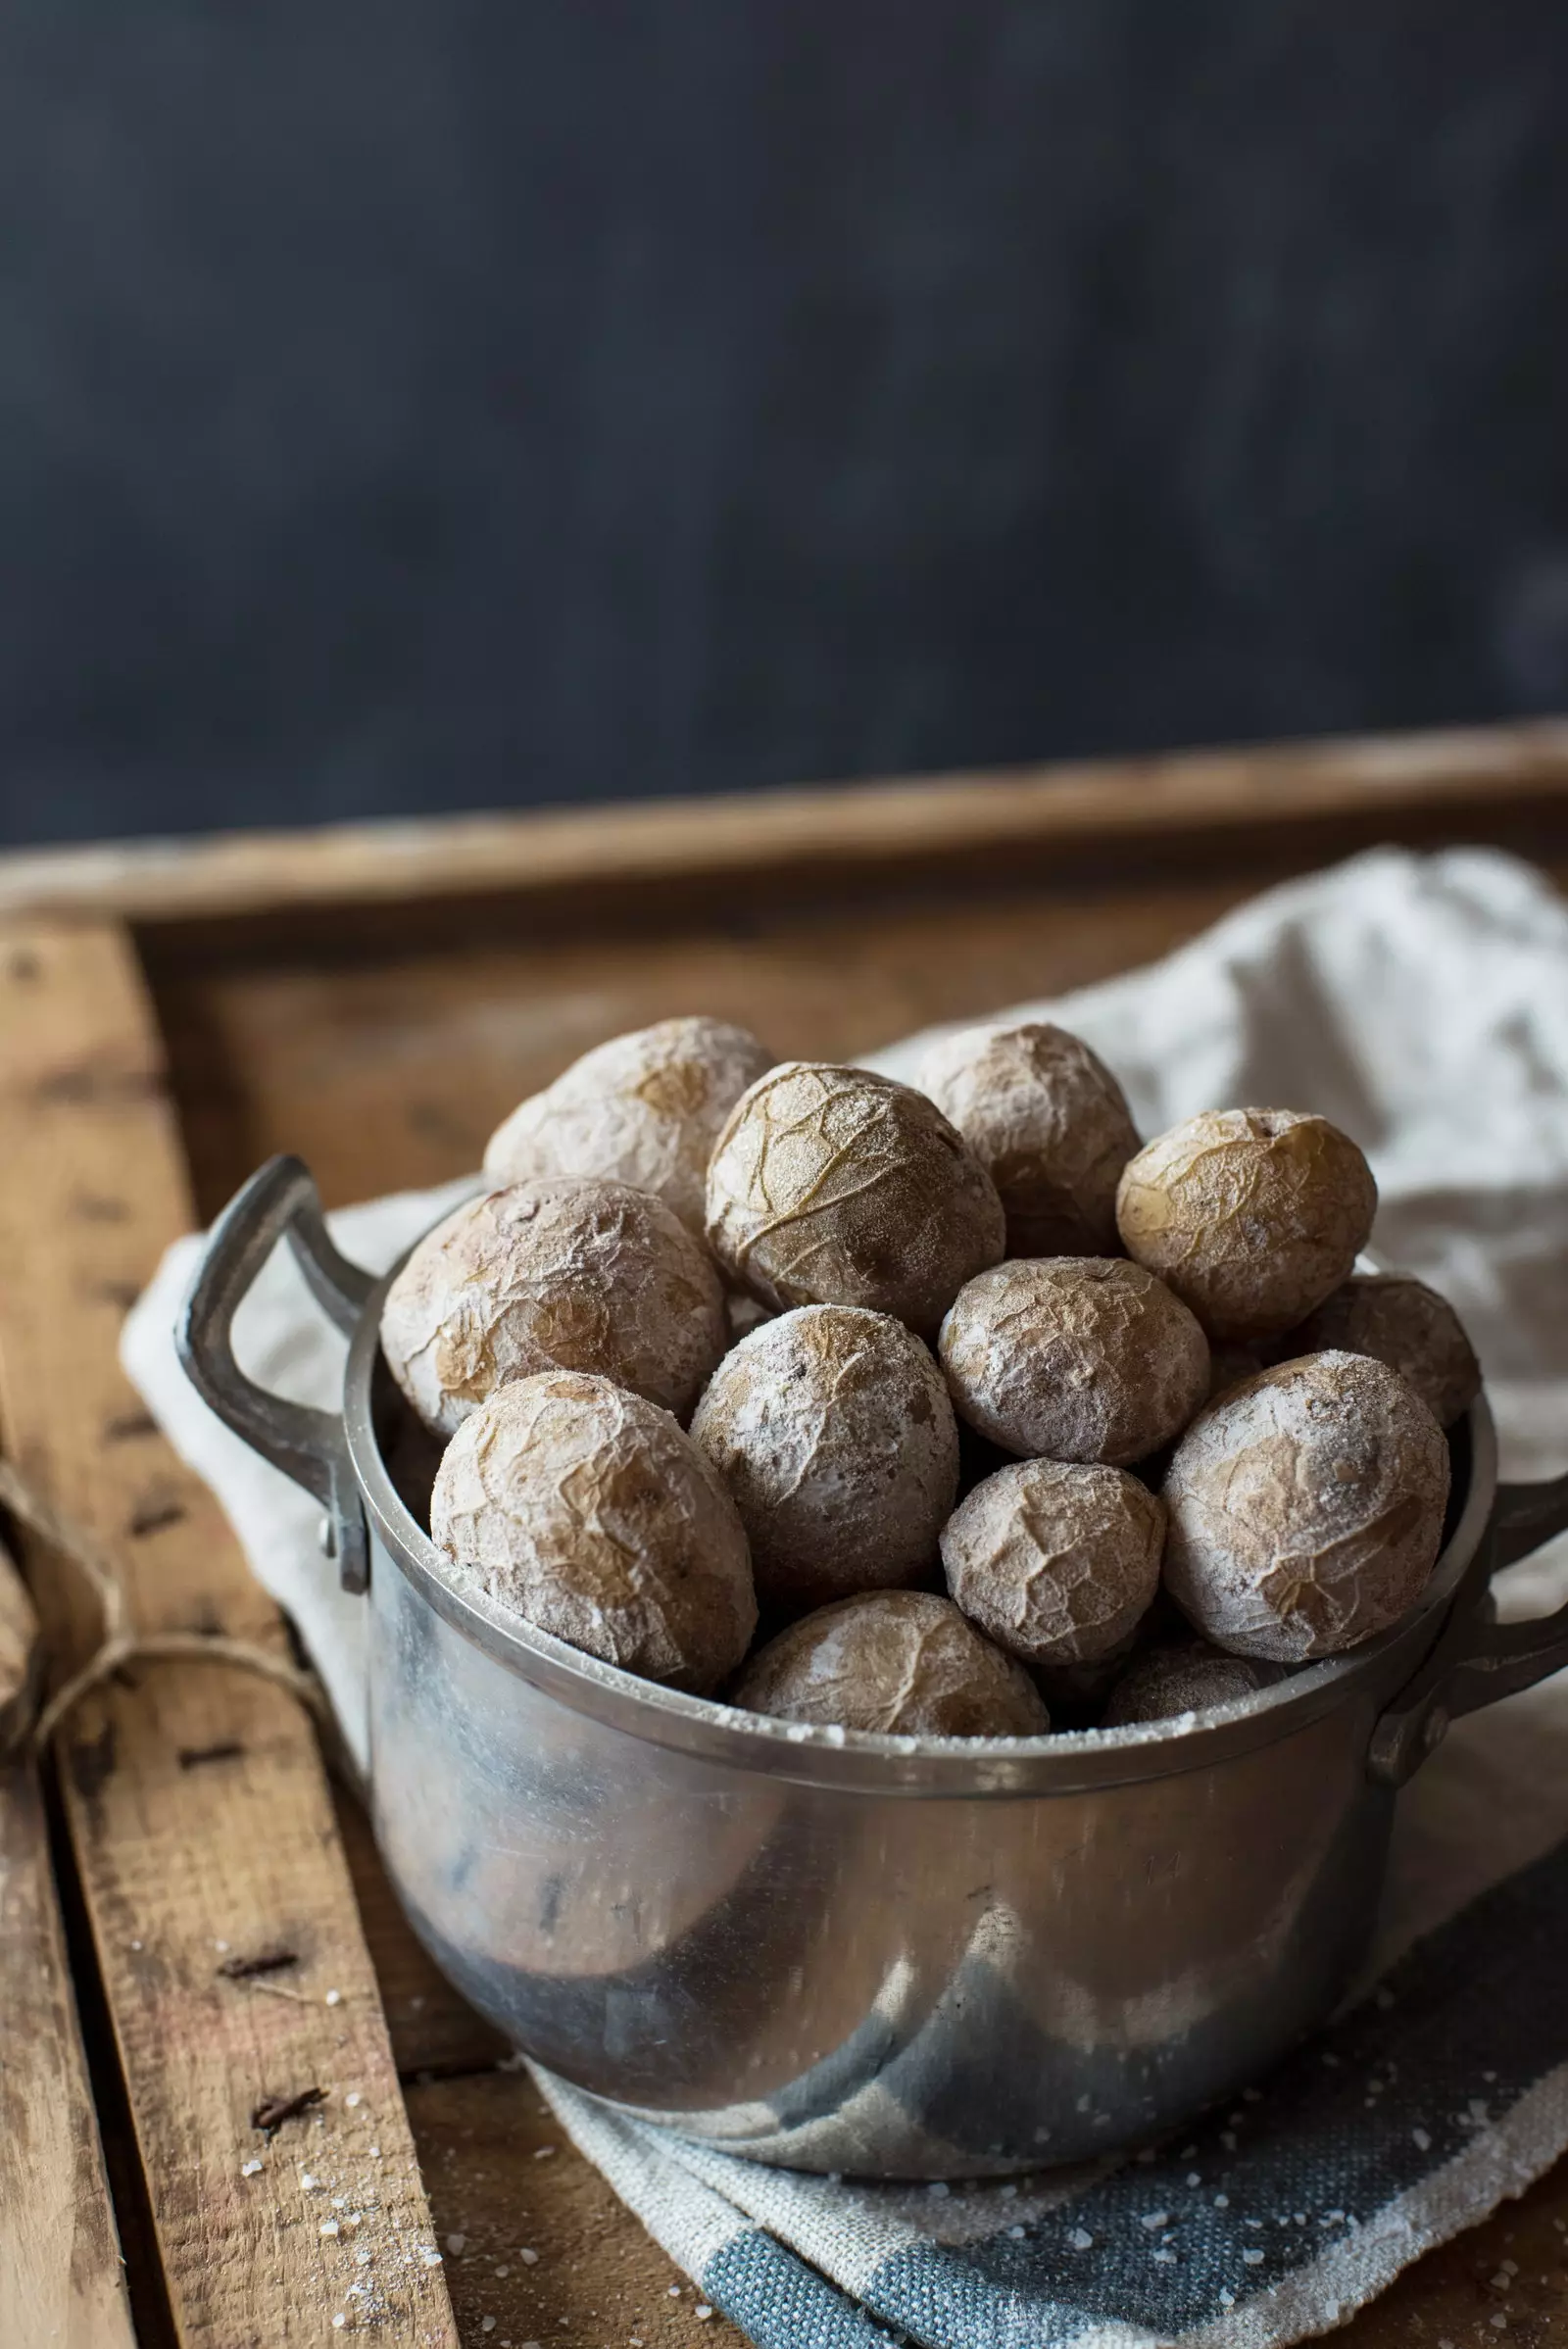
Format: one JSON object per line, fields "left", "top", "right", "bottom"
{"left": 122, "top": 845, "right": 1568, "bottom": 2349}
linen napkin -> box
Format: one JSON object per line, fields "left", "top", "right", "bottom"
{"left": 122, "top": 846, "right": 1568, "bottom": 2349}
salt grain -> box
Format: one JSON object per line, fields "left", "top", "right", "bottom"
{"left": 695, "top": 2306, "right": 714, "bottom": 2322}
{"left": 533, "top": 2146, "right": 557, "bottom": 2161}
{"left": 1001, "top": 2184, "right": 1017, "bottom": 2200}
{"left": 1187, "top": 2173, "right": 1201, "bottom": 2188}
{"left": 519, "top": 2248, "right": 539, "bottom": 2266}
{"left": 927, "top": 2181, "right": 950, "bottom": 2198}
{"left": 1007, "top": 2226, "right": 1025, "bottom": 2240}
{"left": 332, "top": 2321, "right": 345, "bottom": 2332}
{"left": 1213, "top": 2195, "right": 1229, "bottom": 2211}
{"left": 1139, "top": 2212, "right": 1170, "bottom": 2231}
{"left": 301, "top": 2174, "right": 321, "bottom": 2192}
{"left": 495, "top": 2266, "right": 511, "bottom": 2279}
{"left": 1069, "top": 2228, "right": 1094, "bottom": 2251}
{"left": 483, "top": 2324, "right": 497, "bottom": 2337}
{"left": 1220, "top": 2132, "right": 1237, "bottom": 2151}
{"left": 325, "top": 1989, "right": 343, "bottom": 2007}
{"left": 240, "top": 2160, "right": 264, "bottom": 2178}
{"left": 320, "top": 2221, "right": 341, "bottom": 2238}
{"left": 368, "top": 2146, "right": 381, "bottom": 2160}
{"left": 420, "top": 2248, "right": 443, "bottom": 2268}
{"left": 446, "top": 2234, "right": 466, "bottom": 2255}
{"left": 1243, "top": 2250, "right": 1265, "bottom": 2267}
{"left": 345, "top": 2093, "right": 363, "bottom": 2109}
{"left": 1490, "top": 2317, "right": 1507, "bottom": 2331}
{"left": 1152, "top": 2248, "right": 1177, "bottom": 2265}
{"left": 1412, "top": 2128, "right": 1433, "bottom": 2152}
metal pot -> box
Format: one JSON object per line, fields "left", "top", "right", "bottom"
{"left": 181, "top": 1156, "right": 1568, "bottom": 2178}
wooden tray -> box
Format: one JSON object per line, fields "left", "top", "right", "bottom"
{"left": 5, "top": 718, "right": 1568, "bottom": 2348}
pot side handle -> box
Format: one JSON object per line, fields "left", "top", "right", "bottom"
{"left": 1369, "top": 1470, "right": 1568, "bottom": 1786}
{"left": 176, "top": 1154, "right": 375, "bottom": 1595}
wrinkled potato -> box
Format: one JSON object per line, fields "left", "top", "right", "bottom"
{"left": 730, "top": 1590, "right": 1051, "bottom": 1737}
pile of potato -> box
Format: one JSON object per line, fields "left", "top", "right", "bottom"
{"left": 380, "top": 1015, "right": 1478, "bottom": 1737}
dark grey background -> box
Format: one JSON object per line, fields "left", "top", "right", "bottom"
{"left": 6, "top": 5, "right": 1568, "bottom": 846}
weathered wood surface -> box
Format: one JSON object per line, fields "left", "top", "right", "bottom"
{"left": 0, "top": 719, "right": 1564, "bottom": 931}
{"left": 0, "top": 918, "right": 457, "bottom": 2346}
{"left": 0, "top": 1539, "right": 136, "bottom": 2349}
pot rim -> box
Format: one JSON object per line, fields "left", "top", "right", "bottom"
{"left": 346, "top": 1272, "right": 1498, "bottom": 1797}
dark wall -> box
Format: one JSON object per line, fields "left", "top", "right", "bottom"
{"left": 6, "top": 5, "right": 1568, "bottom": 846}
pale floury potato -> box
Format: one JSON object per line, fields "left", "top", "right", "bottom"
{"left": 691, "top": 1305, "right": 958, "bottom": 1611}
{"left": 731, "top": 1590, "right": 1052, "bottom": 1737}
{"left": 484, "top": 1016, "right": 775, "bottom": 1234}
{"left": 1163, "top": 1350, "right": 1450, "bottom": 1662}
{"left": 1115, "top": 1107, "right": 1377, "bottom": 1342}
{"left": 938, "top": 1257, "right": 1209, "bottom": 1465}
{"left": 1102, "top": 1639, "right": 1285, "bottom": 1728}
{"left": 941, "top": 1458, "right": 1164, "bottom": 1671}
{"left": 380, "top": 1178, "right": 725, "bottom": 1438}
{"left": 431, "top": 1371, "right": 756, "bottom": 1692}
{"left": 706, "top": 1062, "right": 1005, "bottom": 1339}
{"left": 1286, "top": 1271, "right": 1481, "bottom": 1427}
{"left": 919, "top": 1020, "right": 1140, "bottom": 1256}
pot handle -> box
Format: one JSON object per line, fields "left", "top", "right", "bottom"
{"left": 1369, "top": 1470, "right": 1568, "bottom": 1786}
{"left": 176, "top": 1155, "right": 376, "bottom": 1594}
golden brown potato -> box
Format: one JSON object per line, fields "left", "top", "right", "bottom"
{"left": 938, "top": 1256, "right": 1209, "bottom": 1466}
{"left": 706, "top": 1062, "right": 1005, "bottom": 1338}
{"left": 730, "top": 1590, "right": 1051, "bottom": 1737}
{"left": 690, "top": 1305, "right": 957, "bottom": 1611}
{"left": 1115, "top": 1107, "right": 1377, "bottom": 1342}
{"left": 940, "top": 1457, "right": 1164, "bottom": 1672}
{"left": 381, "top": 1178, "right": 725, "bottom": 1438}
{"left": 919, "top": 1020, "right": 1140, "bottom": 1256}
{"left": 430, "top": 1371, "right": 756, "bottom": 1692}
{"left": 1162, "top": 1350, "right": 1450, "bottom": 1662}
{"left": 484, "top": 1016, "right": 775, "bottom": 1234}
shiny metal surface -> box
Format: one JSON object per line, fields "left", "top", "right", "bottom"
{"left": 184, "top": 1155, "right": 1568, "bottom": 2178}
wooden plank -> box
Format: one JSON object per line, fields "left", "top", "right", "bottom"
{"left": 0, "top": 1541, "right": 136, "bottom": 2349}
{"left": 0, "top": 719, "right": 1565, "bottom": 929}
{"left": 0, "top": 916, "right": 458, "bottom": 2347}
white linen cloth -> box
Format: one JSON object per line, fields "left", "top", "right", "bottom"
{"left": 122, "top": 845, "right": 1568, "bottom": 2349}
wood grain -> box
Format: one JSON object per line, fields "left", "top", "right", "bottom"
{"left": 0, "top": 720, "right": 1566, "bottom": 931}
{"left": 0, "top": 917, "right": 457, "bottom": 2347}
{"left": 0, "top": 1537, "right": 135, "bottom": 2349}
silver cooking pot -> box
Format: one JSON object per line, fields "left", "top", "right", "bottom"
{"left": 180, "top": 1155, "right": 1568, "bottom": 2179}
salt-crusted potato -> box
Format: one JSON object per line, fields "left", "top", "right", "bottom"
{"left": 1162, "top": 1350, "right": 1450, "bottom": 1662}
{"left": 484, "top": 1016, "right": 775, "bottom": 1234}
{"left": 1284, "top": 1271, "right": 1480, "bottom": 1428}
{"left": 730, "top": 1590, "right": 1051, "bottom": 1737}
{"left": 381, "top": 1178, "right": 725, "bottom": 1438}
{"left": 941, "top": 1457, "right": 1164, "bottom": 1674}
{"left": 1115, "top": 1108, "right": 1377, "bottom": 1342}
{"left": 690, "top": 1305, "right": 957, "bottom": 1611}
{"left": 706, "top": 1062, "right": 1005, "bottom": 1339}
{"left": 1101, "top": 1639, "right": 1285, "bottom": 1727}
{"left": 919, "top": 1019, "right": 1140, "bottom": 1257}
{"left": 431, "top": 1370, "right": 756, "bottom": 1692}
{"left": 938, "top": 1256, "right": 1209, "bottom": 1466}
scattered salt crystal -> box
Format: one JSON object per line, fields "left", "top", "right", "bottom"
{"left": 325, "top": 1989, "right": 343, "bottom": 2007}
{"left": 694, "top": 2306, "right": 714, "bottom": 2322}
{"left": 1491, "top": 2272, "right": 1512, "bottom": 2291}
{"left": 927, "top": 2181, "right": 950, "bottom": 2198}
{"left": 495, "top": 2266, "right": 511, "bottom": 2279}
{"left": 409, "top": 1995, "right": 424, "bottom": 2010}
{"left": 301, "top": 2174, "right": 321, "bottom": 2192}
{"left": 1245, "top": 2219, "right": 1263, "bottom": 2229}
{"left": 368, "top": 2147, "right": 381, "bottom": 2160}
{"left": 668, "top": 2286, "right": 682, "bottom": 2297}
{"left": 1412, "top": 2128, "right": 1432, "bottom": 2152}
{"left": 356, "top": 2251, "right": 371, "bottom": 2266}
{"left": 533, "top": 2146, "right": 556, "bottom": 2161}
{"left": 215, "top": 1938, "right": 230, "bottom": 1952}
{"left": 1007, "top": 2225, "right": 1025, "bottom": 2240}
{"left": 420, "top": 2248, "right": 442, "bottom": 2268}
{"left": 1500, "top": 2260, "right": 1519, "bottom": 2276}
{"left": 1213, "top": 2195, "right": 1229, "bottom": 2211}
{"left": 1326, "top": 2211, "right": 1346, "bottom": 2224}
{"left": 240, "top": 2159, "right": 264, "bottom": 2178}
{"left": 1187, "top": 2173, "right": 1201, "bottom": 2188}
{"left": 1483, "top": 2071, "right": 1497, "bottom": 2083}
{"left": 1294, "top": 2215, "right": 1306, "bottom": 2227}
{"left": 332, "top": 2320, "right": 346, "bottom": 2333}
{"left": 1219, "top": 2292, "right": 1235, "bottom": 2308}
{"left": 519, "top": 2249, "right": 539, "bottom": 2266}
{"left": 446, "top": 2233, "right": 466, "bottom": 2255}
{"left": 130, "top": 1939, "right": 143, "bottom": 1951}
{"left": 483, "top": 2324, "right": 497, "bottom": 2337}
{"left": 1490, "top": 2317, "right": 1507, "bottom": 2331}
{"left": 320, "top": 2221, "right": 341, "bottom": 2238}
{"left": 1069, "top": 2228, "right": 1094, "bottom": 2251}
{"left": 1075, "top": 2094, "right": 1091, "bottom": 2113}
{"left": 1181, "top": 2144, "right": 1198, "bottom": 2159}
{"left": 1001, "top": 2184, "right": 1017, "bottom": 2200}
{"left": 1139, "top": 2212, "right": 1170, "bottom": 2231}
{"left": 1152, "top": 2248, "right": 1177, "bottom": 2265}
{"left": 333, "top": 2196, "right": 348, "bottom": 2208}
{"left": 1243, "top": 2249, "right": 1265, "bottom": 2267}
{"left": 345, "top": 2093, "right": 363, "bottom": 2110}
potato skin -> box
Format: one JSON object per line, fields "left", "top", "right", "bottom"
{"left": 941, "top": 1457, "right": 1164, "bottom": 1670}
{"left": 690, "top": 1305, "right": 957, "bottom": 1612}
{"left": 430, "top": 1370, "right": 756, "bottom": 1692}
{"left": 1284, "top": 1271, "right": 1481, "bottom": 1428}
{"left": 1115, "top": 1108, "right": 1378, "bottom": 1342}
{"left": 938, "top": 1256, "right": 1210, "bottom": 1466}
{"left": 920, "top": 1019, "right": 1140, "bottom": 1257}
{"left": 706, "top": 1061, "right": 1005, "bottom": 1339}
{"left": 380, "top": 1178, "right": 725, "bottom": 1438}
{"left": 1101, "top": 1639, "right": 1285, "bottom": 1727}
{"left": 730, "top": 1590, "right": 1051, "bottom": 1737}
{"left": 1162, "top": 1350, "right": 1450, "bottom": 1662}
{"left": 484, "top": 1016, "right": 775, "bottom": 1234}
